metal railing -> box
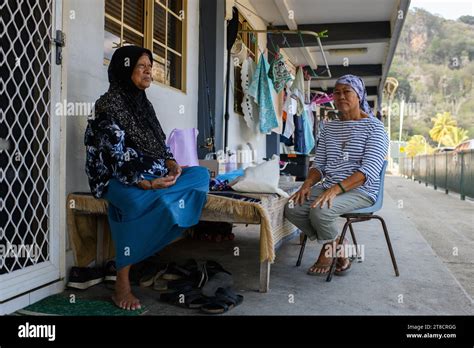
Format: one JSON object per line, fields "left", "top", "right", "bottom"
{"left": 399, "top": 150, "right": 474, "bottom": 200}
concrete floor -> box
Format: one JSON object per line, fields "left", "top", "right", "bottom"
{"left": 64, "top": 175, "right": 474, "bottom": 315}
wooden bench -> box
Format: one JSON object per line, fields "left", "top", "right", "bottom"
{"left": 67, "top": 183, "right": 301, "bottom": 292}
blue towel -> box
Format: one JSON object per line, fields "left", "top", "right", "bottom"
{"left": 248, "top": 53, "right": 279, "bottom": 134}
{"left": 216, "top": 169, "right": 244, "bottom": 182}
{"left": 103, "top": 166, "right": 209, "bottom": 269}
{"left": 302, "top": 107, "right": 315, "bottom": 154}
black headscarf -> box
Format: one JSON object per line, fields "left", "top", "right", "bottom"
{"left": 94, "top": 45, "right": 171, "bottom": 160}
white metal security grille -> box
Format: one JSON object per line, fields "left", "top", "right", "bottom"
{"left": 1, "top": 0, "right": 53, "bottom": 275}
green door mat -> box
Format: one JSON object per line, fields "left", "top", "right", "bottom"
{"left": 16, "top": 294, "right": 146, "bottom": 316}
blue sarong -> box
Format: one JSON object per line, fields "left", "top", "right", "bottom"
{"left": 103, "top": 166, "right": 209, "bottom": 269}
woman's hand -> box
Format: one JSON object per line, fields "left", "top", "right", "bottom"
{"left": 288, "top": 184, "right": 313, "bottom": 206}
{"left": 150, "top": 176, "right": 176, "bottom": 189}
{"left": 166, "top": 160, "right": 182, "bottom": 181}
{"left": 137, "top": 180, "right": 153, "bottom": 190}
{"left": 311, "top": 185, "right": 341, "bottom": 209}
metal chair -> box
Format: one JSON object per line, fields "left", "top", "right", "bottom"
{"left": 296, "top": 160, "right": 400, "bottom": 282}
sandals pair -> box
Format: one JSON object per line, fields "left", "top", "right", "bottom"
{"left": 307, "top": 239, "right": 353, "bottom": 276}
{"left": 200, "top": 287, "right": 243, "bottom": 314}
{"left": 307, "top": 258, "right": 352, "bottom": 276}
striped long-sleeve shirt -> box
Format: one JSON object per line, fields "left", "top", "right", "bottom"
{"left": 311, "top": 116, "right": 389, "bottom": 202}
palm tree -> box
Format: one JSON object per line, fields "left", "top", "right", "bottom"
{"left": 429, "top": 112, "right": 457, "bottom": 148}
{"left": 406, "top": 135, "right": 433, "bottom": 157}
{"left": 440, "top": 127, "right": 469, "bottom": 147}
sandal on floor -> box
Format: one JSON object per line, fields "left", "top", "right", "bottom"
{"left": 200, "top": 287, "right": 243, "bottom": 315}
{"left": 306, "top": 258, "right": 333, "bottom": 276}
{"left": 201, "top": 272, "right": 234, "bottom": 297}
{"left": 161, "top": 262, "right": 190, "bottom": 280}
{"left": 159, "top": 285, "right": 210, "bottom": 309}
{"left": 335, "top": 257, "right": 353, "bottom": 276}
{"left": 152, "top": 266, "right": 170, "bottom": 291}
{"left": 204, "top": 260, "right": 231, "bottom": 277}
{"left": 139, "top": 263, "right": 166, "bottom": 288}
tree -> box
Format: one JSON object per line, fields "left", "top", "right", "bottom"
{"left": 459, "top": 15, "right": 474, "bottom": 26}
{"left": 440, "top": 127, "right": 469, "bottom": 147}
{"left": 429, "top": 112, "right": 457, "bottom": 148}
{"left": 406, "top": 135, "right": 434, "bottom": 157}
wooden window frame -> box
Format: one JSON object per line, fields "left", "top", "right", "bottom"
{"left": 104, "top": 0, "right": 187, "bottom": 94}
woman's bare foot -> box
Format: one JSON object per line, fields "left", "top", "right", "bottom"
{"left": 112, "top": 265, "right": 141, "bottom": 311}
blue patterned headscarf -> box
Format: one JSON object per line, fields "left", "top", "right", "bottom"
{"left": 335, "top": 74, "right": 374, "bottom": 118}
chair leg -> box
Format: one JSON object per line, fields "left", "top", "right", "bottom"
{"left": 296, "top": 234, "right": 308, "bottom": 267}
{"left": 373, "top": 215, "right": 400, "bottom": 277}
{"left": 349, "top": 221, "right": 357, "bottom": 246}
{"left": 326, "top": 221, "right": 350, "bottom": 282}
{"left": 348, "top": 222, "right": 361, "bottom": 262}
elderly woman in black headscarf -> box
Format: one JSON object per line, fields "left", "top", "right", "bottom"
{"left": 84, "top": 46, "right": 209, "bottom": 310}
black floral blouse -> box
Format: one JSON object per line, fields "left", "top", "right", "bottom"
{"left": 84, "top": 114, "right": 175, "bottom": 198}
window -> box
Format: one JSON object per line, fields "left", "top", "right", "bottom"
{"left": 233, "top": 16, "right": 258, "bottom": 115}
{"left": 104, "top": 0, "right": 187, "bottom": 92}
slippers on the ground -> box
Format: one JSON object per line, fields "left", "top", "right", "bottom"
{"left": 306, "top": 260, "right": 333, "bottom": 276}
{"left": 204, "top": 260, "right": 231, "bottom": 277}
{"left": 161, "top": 262, "right": 192, "bottom": 281}
{"left": 201, "top": 272, "right": 234, "bottom": 297}
{"left": 159, "top": 285, "right": 211, "bottom": 309}
{"left": 335, "top": 258, "right": 353, "bottom": 276}
{"left": 140, "top": 263, "right": 167, "bottom": 287}
{"left": 152, "top": 266, "right": 171, "bottom": 291}
{"left": 200, "top": 287, "right": 243, "bottom": 314}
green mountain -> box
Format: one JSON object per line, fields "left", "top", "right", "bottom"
{"left": 387, "top": 8, "right": 474, "bottom": 143}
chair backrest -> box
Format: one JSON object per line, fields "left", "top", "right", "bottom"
{"left": 348, "top": 160, "right": 388, "bottom": 214}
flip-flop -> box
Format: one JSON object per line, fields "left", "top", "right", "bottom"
{"left": 152, "top": 266, "right": 170, "bottom": 291}
{"left": 200, "top": 287, "right": 243, "bottom": 314}
{"left": 201, "top": 272, "right": 234, "bottom": 297}
{"left": 161, "top": 262, "right": 190, "bottom": 280}
{"left": 159, "top": 285, "right": 210, "bottom": 309}
{"left": 335, "top": 258, "right": 353, "bottom": 276}
{"left": 306, "top": 260, "right": 333, "bottom": 276}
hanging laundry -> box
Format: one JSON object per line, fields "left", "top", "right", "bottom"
{"left": 282, "top": 88, "right": 297, "bottom": 139}
{"left": 248, "top": 53, "right": 279, "bottom": 134}
{"left": 290, "top": 66, "right": 305, "bottom": 116}
{"left": 293, "top": 113, "right": 305, "bottom": 154}
{"left": 272, "top": 87, "right": 284, "bottom": 134}
{"left": 240, "top": 57, "right": 259, "bottom": 131}
{"left": 268, "top": 55, "right": 293, "bottom": 93}
{"left": 302, "top": 105, "right": 315, "bottom": 154}
{"left": 311, "top": 93, "right": 334, "bottom": 105}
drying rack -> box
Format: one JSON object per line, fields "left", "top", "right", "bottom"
{"left": 238, "top": 29, "right": 332, "bottom": 78}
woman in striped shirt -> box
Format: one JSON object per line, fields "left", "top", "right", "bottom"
{"left": 284, "top": 74, "right": 388, "bottom": 276}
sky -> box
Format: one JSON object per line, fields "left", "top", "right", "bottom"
{"left": 410, "top": 0, "right": 474, "bottom": 20}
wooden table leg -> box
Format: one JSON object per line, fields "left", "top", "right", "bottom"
{"left": 259, "top": 260, "right": 270, "bottom": 293}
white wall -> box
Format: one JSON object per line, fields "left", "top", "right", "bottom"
{"left": 63, "top": 0, "right": 200, "bottom": 263}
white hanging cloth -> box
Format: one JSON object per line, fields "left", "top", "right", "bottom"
{"left": 241, "top": 57, "right": 259, "bottom": 132}
{"left": 283, "top": 87, "right": 297, "bottom": 139}
{"left": 290, "top": 66, "right": 305, "bottom": 116}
